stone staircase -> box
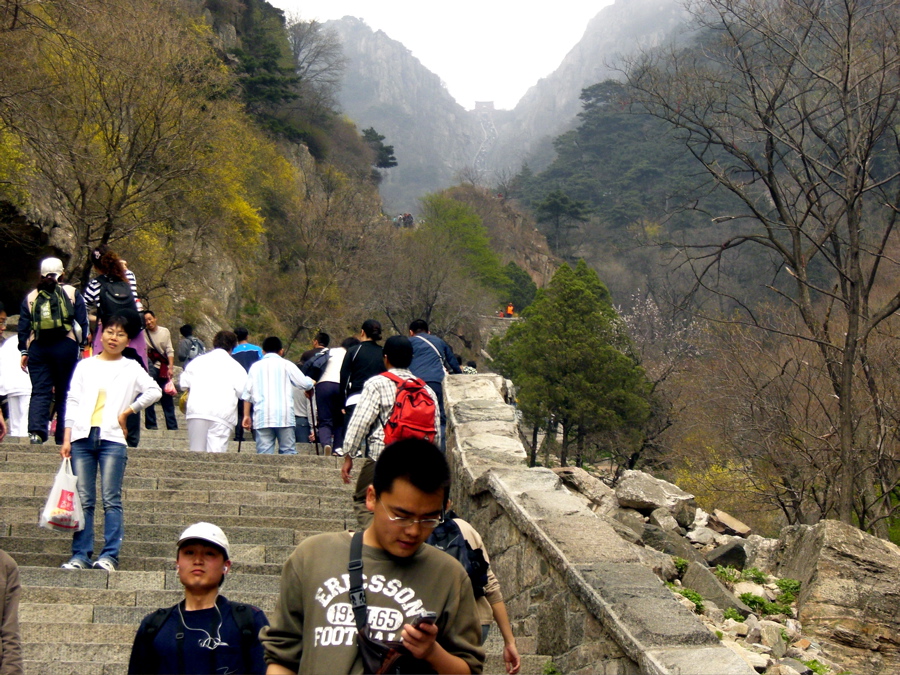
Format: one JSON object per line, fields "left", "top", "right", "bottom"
{"left": 0, "top": 424, "right": 542, "bottom": 674}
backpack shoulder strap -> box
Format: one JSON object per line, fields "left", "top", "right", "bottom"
{"left": 228, "top": 600, "right": 258, "bottom": 674}
{"left": 144, "top": 605, "right": 175, "bottom": 638}
{"left": 348, "top": 531, "right": 367, "bottom": 631}
{"left": 381, "top": 371, "right": 404, "bottom": 386}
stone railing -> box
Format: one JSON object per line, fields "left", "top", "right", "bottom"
{"left": 444, "top": 374, "right": 755, "bottom": 675}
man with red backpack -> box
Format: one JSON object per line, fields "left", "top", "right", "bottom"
{"left": 341, "top": 335, "right": 440, "bottom": 527}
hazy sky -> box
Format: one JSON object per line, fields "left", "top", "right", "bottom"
{"left": 269, "top": 1, "right": 617, "bottom": 110}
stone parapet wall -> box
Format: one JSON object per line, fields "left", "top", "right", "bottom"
{"left": 444, "top": 374, "right": 755, "bottom": 675}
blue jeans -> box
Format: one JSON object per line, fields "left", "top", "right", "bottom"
{"left": 70, "top": 427, "right": 127, "bottom": 564}
{"left": 254, "top": 427, "right": 296, "bottom": 454}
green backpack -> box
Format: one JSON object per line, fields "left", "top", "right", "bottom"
{"left": 32, "top": 285, "right": 74, "bottom": 340}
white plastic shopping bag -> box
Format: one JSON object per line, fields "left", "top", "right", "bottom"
{"left": 39, "top": 457, "right": 84, "bottom": 532}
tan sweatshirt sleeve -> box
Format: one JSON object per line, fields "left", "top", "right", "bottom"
{"left": 259, "top": 552, "right": 306, "bottom": 671}
{"left": 0, "top": 551, "right": 22, "bottom": 675}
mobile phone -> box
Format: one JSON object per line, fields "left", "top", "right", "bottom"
{"left": 410, "top": 611, "right": 437, "bottom": 628}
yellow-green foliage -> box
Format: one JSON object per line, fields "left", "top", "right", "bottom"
{"left": 0, "top": 126, "right": 32, "bottom": 206}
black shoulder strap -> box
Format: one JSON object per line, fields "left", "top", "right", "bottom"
{"left": 135, "top": 605, "right": 176, "bottom": 674}
{"left": 229, "top": 600, "right": 257, "bottom": 675}
{"left": 144, "top": 605, "right": 174, "bottom": 637}
{"left": 348, "top": 531, "right": 367, "bottom": 631}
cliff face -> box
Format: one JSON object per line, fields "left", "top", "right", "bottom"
{"left": 487, "top": 0, "right": 687, "bottom": 173}
{"left": 326, "top": 17, "right": 483, "bottom": 214}
{"left": 329, "top": 0, "right": 687, "bottom": 211}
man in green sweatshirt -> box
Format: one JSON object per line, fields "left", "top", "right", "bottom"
{"left": 261, "top": 439, "right": 484, "bottom": 674}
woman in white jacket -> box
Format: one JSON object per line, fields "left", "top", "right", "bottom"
{"left": 179, "top": 330, "right": 249, "bottom": 453}
{"left": 60, "top": 315, "right": 161, "bottom": 572}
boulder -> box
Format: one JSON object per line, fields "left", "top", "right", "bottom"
{"left": 614, "top": 469, "right": 696, "bottom": 514}
{"left": 649, "top": 506, "right": 680, "bottom": 532}
{"left": 692, "top": 508, "right": 710, "bottom": 529}
{"left": 553, "top": 466, "right": 618, "bottom": 517}
{"left": 744, "top": 534, "right": 781, "bottom": 575}
{"left": 709, "top": 509, "right": 752, "bottom": 537}
{"left": 601, "top": 514, "right": 644, "bottom": 545}
{"left": 723, "top": 641, "right": 770, "bottom": 672}
{"left": 641, "top": 523, "right": 708, "bottom": 567}
{"left": 732, "top": 581, "right": 767, "bottom": 600}
{"left": 673, "top": 499, "right": 698, "bottom": 528}
{"left": 686, "top": 526, "right": 717, "bottom": 546}
{"left": 610, "top": 507, "right": 646, "bottom": 536}
{"left": 682, "top": 561, "right": 753, "bottom": 618}
{"left": 758, "top": 620, "right": 787, "bottom": 658}
{"left": 777, "top": 657, "right": 812, "bottom": 675}
{"left": 705, "top": 541, "right": 748, "bottom": 569}
{"left": 776, "top": 520, "right": 900, "bottom": 674}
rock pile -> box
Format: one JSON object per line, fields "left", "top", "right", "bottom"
{"left": 552, "top": 467, "right": 881, "bottom": 675}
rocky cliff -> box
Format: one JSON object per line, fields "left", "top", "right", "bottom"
{"left": 326, "top": 17, "right": 483, "bottom": 214}
{"left": 486, "top": 0, "right": 688, "bottom": 173}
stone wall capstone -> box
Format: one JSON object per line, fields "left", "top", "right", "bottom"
{"left": 444, "top": 373, "right": 755, "bottom": 675}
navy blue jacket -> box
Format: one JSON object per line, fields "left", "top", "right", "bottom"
{"left": 409, "top": 333, "right": 461, "bottom": 384}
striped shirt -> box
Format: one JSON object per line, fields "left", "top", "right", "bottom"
{"left": 241, "top": 353, "right": 314, "bottom": 429}
{"left": 82, "top": 270, "right": 140, "bottom": 310}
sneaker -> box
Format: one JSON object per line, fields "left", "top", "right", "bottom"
{"left": 332, "top": 447, "right": 344, "bottom": 457}
{"left": 29, "top": 433, "right": 43, "bottom": 445}
{"left": 60, "top": 558, "right": 90, "bottom": 570}
{"left": 324, "top": 444, "right": 332, "bottom": 455}
{"left": 92, "top": 558, "right": 117, "bottom": 573}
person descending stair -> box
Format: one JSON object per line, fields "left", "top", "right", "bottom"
{"left": 127, "top": 522, "right": 269, "bottom": 674}
{"left": 59, "top": 314, "right": 161, "bottom": 572}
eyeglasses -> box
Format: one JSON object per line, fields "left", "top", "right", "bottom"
{"left": 378, "top": 501, "right": 443, "bottom": 529}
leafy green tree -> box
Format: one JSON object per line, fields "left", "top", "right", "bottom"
{"left": 420, "top": 194, "right": 508, "bottom": 293}
{"left": 362, "top": 127, "right": 398, "bottom": 169}
{"left": 492, "top": 260, "right": 652, "bottom": 467}
{"left": 534, "top": 189, "right": 590, "bottom": 255}
{"left": 504, "top": 261, "right": 536, "bottom": 312}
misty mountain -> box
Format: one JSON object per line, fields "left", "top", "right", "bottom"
{"left": 487, "top": 0, "right": 687, "bottom": 173}
{"left": 328, "top": 0, "right": 687, "bottom": 213}
{"left": 325, "top": 17, "right": 483, "bottom": 214}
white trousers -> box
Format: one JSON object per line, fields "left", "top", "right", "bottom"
{"left": 7, "top": 395, "right": 30, "bottom": 437}
{"left": 187, "top": 418, "right": 231, "bottom": 453}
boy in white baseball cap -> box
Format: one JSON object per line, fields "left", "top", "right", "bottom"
{"left": 127, "top": 522, "right": 269, "bottom": 674}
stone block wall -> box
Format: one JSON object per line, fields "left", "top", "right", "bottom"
{"left": 444, "top": 374, "right": 755, "bottom": 675}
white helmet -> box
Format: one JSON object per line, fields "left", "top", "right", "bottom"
{"left": 177, "top": 522, "right": 230, "bottom": 560}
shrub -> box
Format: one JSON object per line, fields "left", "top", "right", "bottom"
{"left": 672, "top": 557, "right": 689, "bottom": 577}
{"left": 803, "top": 659, "right": 829, "bottom": 675}
{"left": 672, "top": 586, "right": 704, "bottom": 613}
{"left": 714, "top": 565, "right": 741, "bottom": 584}
{"left": 741, "top": 567, "right": 767, "bottom": 584}
{"left": 776, "top": 578, "right": 801, "bottom": 597}
{"left": 543, "top": 661, "right": 562, "bottom": 675}
{"left": 723, "top": 608, "right": 744, "bottom": 622}
{"left": 739, "top": 593, "right": 767, "bottom": 613}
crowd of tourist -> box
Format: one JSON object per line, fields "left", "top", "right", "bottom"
{"left": 0, "top": 253, "right": 523, "bottom": 674}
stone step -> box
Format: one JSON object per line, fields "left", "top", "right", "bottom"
{"left": 1, "top": 447, "right": 340, "bottom": 466}
{"left": 23, "top": 659, "right": 122, "bottom": 675}
{"left": 0, "top": 462, "right": 342, "bottom": 484}
{"left": 2, "top": 493, "right": 352, "bottom": 518}
{"left": 8, "top": 551, "right": 285, "bottom": 574}
{"left": 21, "top": 587, "right": 278, "bottom": 613}
{"left": 7, "top": 512, "right": 310, "bottom": 549}
{"left": 18, "top": 567, "right": 281, "bottom": 593}
{"left": 23, "top": 642, "right": 131, "bottom": 663}
{"left": 0, "top": 507, "right": 352, "bottom": 531}
{"left": 0, "top": 536, "right": 298, "bottom": 564}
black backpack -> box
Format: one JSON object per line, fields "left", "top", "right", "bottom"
{"left": 426, "top": 513, "right": 489, "bottom": 599}
{"left": 301, "top": 348, "right": 330, "bottom": 381}
{"left": 130, "top": 600, "right": 258, "bottom": 674}
{"left": 97, "top": 275, "right": 140, "bottom": 330}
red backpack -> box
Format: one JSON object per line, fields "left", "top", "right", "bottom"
{"left": 381, "top": 372, "right": 437, "bottom": 446}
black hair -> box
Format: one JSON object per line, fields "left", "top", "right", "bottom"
{"left": 213, "top": 330, "right": 238, "bottom": 352}
{"left": 179, "top": 324, "right": 193, "bottom": 337}
{"left": 234, "top": 327, "right": 249, "bottom": 341}
{"left": 315, "top": 331, "right": 330, "bottom": 347}
{"left": 142, "top": 309, "right": 155, "bottom": 318}
{"left": 383, "top": 335, "right": 413, "bottom": 369}
{"left": 466, "top": 360, "right": 477, "bottom": 368}
{"left": 372, "top": 439, "right": 451, "bottom": 502}
{"left": 408, "top": 319, "right": 429, "bottom": 334}
{"left": 341, "top": 336, "right": 361, "bottom": 350}
{"left": 105, "top": 313, "right": 140, "bottom": 340}
{"left": 361, "top": 319, "right": 382, "bottom": 342}
{"left": 0, "top": 301, "right": 5, "bottom": 314}
{"left": 262, "top": 336, "right": 282, "bottom": 353}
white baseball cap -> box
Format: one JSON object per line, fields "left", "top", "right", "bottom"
{"left": 40, "top": 257, "right": 64, "bottom": 278}
{"left": 177, "top": 522, "right": 230, "bottom": 559}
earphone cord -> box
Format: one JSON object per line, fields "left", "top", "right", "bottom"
{"left": 176, "top": 599, "right": 229, "bottom": 650}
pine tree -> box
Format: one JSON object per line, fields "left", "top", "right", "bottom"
{"left": 492, "top": 260, "right": 652, "bottom": 467}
